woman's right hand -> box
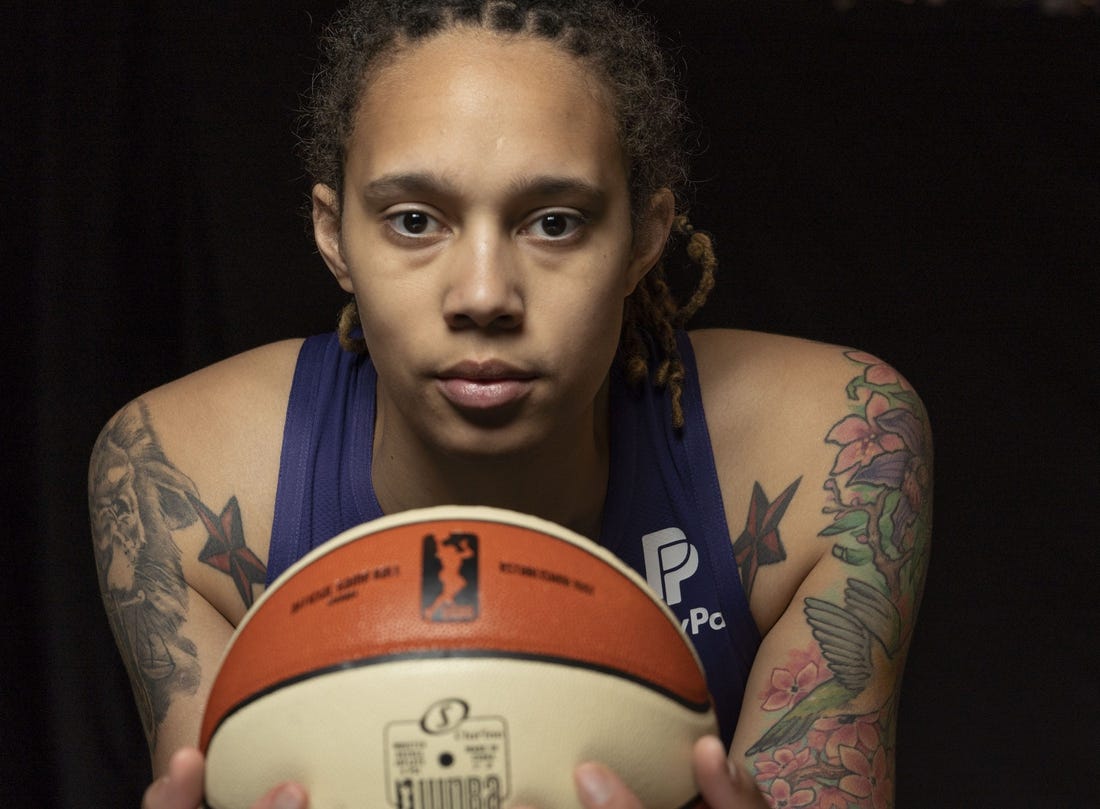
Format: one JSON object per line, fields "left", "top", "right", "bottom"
{"left": 141, "top": 748, "right": 308, "bottom": 809}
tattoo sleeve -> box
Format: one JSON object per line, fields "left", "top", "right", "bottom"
{"left": 745, "top": 351, "right": 932, "bottom": 808}
{"left": 89, "top": 401, "right": 203, "bottom": 746}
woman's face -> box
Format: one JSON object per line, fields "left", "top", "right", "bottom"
{"left": 314, "top": 28, "right": 670, "bottom": 459}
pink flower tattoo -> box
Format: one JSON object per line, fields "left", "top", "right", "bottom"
{"left": 762, "top": 778, "right": 815, "bottom": 808}
{"left": 845, "top": 351, "right": 901, "bottom": 387}
{"left": 753, "top": 745, "right": 814, "bottom": 783}
{"left": 826, "top": 392, "right": 906, "bottom": 475}
{"left": 816, "top": 713, "right": 881, "bottom": 761}
{"left": 762, "top": 662, "right": 820, "bottom": 711}
{"left": 839, "top": 745, "right": 892, "bottom": 809}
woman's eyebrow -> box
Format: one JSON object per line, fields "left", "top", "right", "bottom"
{"left": 360, "top": 172, "right": 459, "bottom": 200}
{"left": 507, "top": 174, "right": 607, "bottom": 205}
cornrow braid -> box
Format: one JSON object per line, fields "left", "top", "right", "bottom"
{"left": 311, "top": 0, "right": 719, "bottom": 428}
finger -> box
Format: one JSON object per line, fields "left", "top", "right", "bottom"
{"left": 142, "top": 748, "right": 205, "bottom": 809}
{"left": 574, "top": 762, "right": 643, "bottom": 809}
{"left": 692, "top": 736, "right": 768, "bottom": 809}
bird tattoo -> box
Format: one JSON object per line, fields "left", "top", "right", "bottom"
{"left": 747, "top": 578, "right": 901, "bottom": 755}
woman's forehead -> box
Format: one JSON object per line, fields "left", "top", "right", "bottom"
{"left": 369, "top": 27, "right": 611, "bottom": 103}
{"left": 344, "top": 29, "right": 628, "bottom": 194}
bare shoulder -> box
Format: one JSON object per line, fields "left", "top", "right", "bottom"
{"left": 688, "top": 328, "right": 930, "bottom": 454}
{"left": 689, "top": 328, "right": 900, "bottom": 408}
{"left": 141, "top": 337, "right": 305, "bottom": 426}
{"left": 91, "top": 339, "right": 304, "bottom": 620}
{"left": 688, "top": 329, "right": 932, "bottom": 631}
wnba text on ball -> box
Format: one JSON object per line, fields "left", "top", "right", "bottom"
{"left": 395, "top": 775, "right": 503, "bottom": 809}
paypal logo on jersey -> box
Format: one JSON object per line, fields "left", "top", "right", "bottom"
{"left": 642, "top": 528, "right": 697, "bottom": 605}
{"left": 641, "top": 528, "right": 725, "bottom": 636}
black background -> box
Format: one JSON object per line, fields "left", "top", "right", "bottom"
{"left": 3, "top": 1, "right": 1097, "bottom": 806}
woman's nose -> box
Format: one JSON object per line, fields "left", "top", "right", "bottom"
{"left": 442, "top": 228, "right": 524, "bottom": 331}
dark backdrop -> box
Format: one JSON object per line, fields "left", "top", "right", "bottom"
{"left": 4, "top": 1, "right": 1097, "bottom": 806}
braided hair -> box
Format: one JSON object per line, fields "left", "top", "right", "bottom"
{"left": 303, "top": 0, "right": 719, "bottom": 427}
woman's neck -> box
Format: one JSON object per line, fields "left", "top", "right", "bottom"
{"left": 370, "top": 390, "right": 611, "bottom": 541}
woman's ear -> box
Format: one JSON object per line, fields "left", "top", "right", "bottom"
{"left": 312, "top": 183, "right": 354, "bottom": 293}
{"left": 625, "top": 188, "right": 676, "bottom": 295}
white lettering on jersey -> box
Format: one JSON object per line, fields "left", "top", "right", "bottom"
{"left": 641, "top": 527, "right": 698, "bottom": 606}
{"left": 642, "top": 528, "right": 724, "bottom": 635}
{"left": 681, "top": 607, "right": 727, "bottom": 636}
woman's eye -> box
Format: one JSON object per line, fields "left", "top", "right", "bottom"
{"left": 386, "top": 211, "right": 440, "bottom": 238}
{"left": 529, "top": 212, "right": 583, "bottom": 240}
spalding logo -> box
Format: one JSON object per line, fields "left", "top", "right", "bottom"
{"left": 419, "top": 698, "right": 470, "bottom": 735}
{"left": 422, "top": 532, "right": 479, "bottom": 622}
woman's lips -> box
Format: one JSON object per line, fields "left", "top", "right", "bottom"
{"left": 436, "top": 361, "right": 536, "bottom": 411}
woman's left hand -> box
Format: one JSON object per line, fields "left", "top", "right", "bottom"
{"left": 519, "top": 735, "right": 769, "bottom": 809}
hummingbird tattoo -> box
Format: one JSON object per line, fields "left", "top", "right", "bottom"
{"left": 746, "top": 578, "right": 901, "bottom": 755}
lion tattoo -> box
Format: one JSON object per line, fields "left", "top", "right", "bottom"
{"left": 90, "top": 401, "right": 202, "bottom": 743}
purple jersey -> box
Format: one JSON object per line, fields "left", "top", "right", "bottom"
{"left": 268, "top": 331, "right": 760, "bottom": 743}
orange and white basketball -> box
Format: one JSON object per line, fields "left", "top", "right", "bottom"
{"left": 201, "top": 506, "right": 715, "bottom": 808}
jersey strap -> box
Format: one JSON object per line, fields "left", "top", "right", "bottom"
{"left": 268, "top": 334, "right": 382, "bottom": 584}
{"left": 600, "top": 331, "right": 760, "bottom": 744}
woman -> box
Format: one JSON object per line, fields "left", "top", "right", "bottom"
{"left": 91, "top": 2, "right": 931, "bottom": 807}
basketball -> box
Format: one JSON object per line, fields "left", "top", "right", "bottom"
{"left": 201, "top": 506, "right": 716, "bottom": 809}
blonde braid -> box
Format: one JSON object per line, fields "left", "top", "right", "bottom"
{"left": 336, "top": 299, "right": 368, "bottom": 354}
{"left": 677, "top": 217, "right": 718, "bottom": 325}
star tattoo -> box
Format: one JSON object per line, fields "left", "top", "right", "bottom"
{"left": 732, "top": 478, "right": 801, "bottom": 597}
{"left": 187, "top": 493, "right": 266, "bottom": 608}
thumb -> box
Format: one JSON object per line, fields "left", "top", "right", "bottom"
{"left": 250, "top": 782, "right": 309, "bottom": 809}
{"left": 142, "top": 748, "right": 205, "bottom": 809}
{"left": 693, "top": 736, "right": 768, "bottom": 808}
{"left": 574, "top": 762, "right": 643, "bottom": 809}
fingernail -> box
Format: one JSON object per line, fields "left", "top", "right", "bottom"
{"left": 272, "top": 785, "right": 305, "bottom": 809}
{"left": 576, "top": 763, "right": 613, "bottom": 807}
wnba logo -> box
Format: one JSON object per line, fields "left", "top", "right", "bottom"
{"left": 395, "top": 776, "right": 503, "bottom": 809}
{"left": 422, "top": 532, "right": 479, "bottom": 621}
